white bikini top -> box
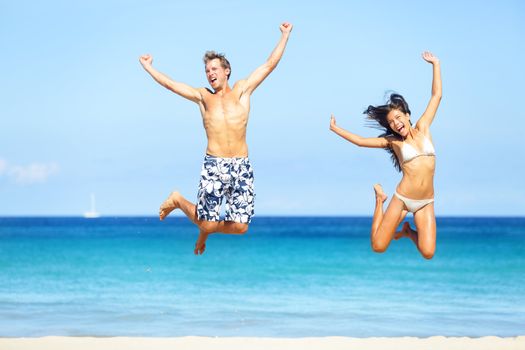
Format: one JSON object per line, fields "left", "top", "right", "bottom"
{"left": 400, "top": 135, "right": 436, "bottom": 164}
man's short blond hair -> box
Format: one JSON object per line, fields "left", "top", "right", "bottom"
{"left": 203, "top": 51, "right": 231, "bottom": 79}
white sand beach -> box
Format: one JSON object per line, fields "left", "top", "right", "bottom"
{"left": 1, "top": 336, "right": 524, "bottom": 350}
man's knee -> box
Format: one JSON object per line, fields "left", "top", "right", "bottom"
{"left": 199, "top": 221, "right": 217, "bottom": 234}
{"left": 233, "top": 223, "right": 249, "bottom": 234}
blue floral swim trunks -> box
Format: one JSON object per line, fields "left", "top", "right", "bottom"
{"left": 196, "top": 154, "right": 255, "bottom": 224}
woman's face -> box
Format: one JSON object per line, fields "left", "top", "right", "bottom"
{"left": 386, "top": 109, "right": 411, "bottom": 137}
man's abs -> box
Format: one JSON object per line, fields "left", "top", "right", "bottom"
{"left": 201, "top": 88, "right": 250, "bottom": 157}
{"left": 203, "top": 118, "right": 248, "bottom": 157}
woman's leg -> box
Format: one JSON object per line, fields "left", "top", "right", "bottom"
{"left": 394, "top": 222, "right": 419, "bottom": 247}
{"left": 412, "top": 203, "right": 437, "bottom": 259}
{"left": 370, "top": 184, "right": 407, "bottom": 253}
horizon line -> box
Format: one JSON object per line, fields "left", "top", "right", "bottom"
{"left": 1, "top": 215, "right": 524, "bottom": 219}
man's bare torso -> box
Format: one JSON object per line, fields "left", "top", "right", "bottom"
{"left": 198, "top": 81, "right": 251, "bottom": 158}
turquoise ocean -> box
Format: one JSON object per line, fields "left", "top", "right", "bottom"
{"left": 1, "top": 217, "right": 524, "bottom": 337}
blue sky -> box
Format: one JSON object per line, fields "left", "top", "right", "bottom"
{"left": 1, "top": 0, "right": 524, "bottom": 216}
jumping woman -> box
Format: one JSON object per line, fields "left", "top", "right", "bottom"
{"left": 330, "top": 52, "right": 442, "bottom": 259}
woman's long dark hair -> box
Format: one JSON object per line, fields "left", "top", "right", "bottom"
{"left": 363, "top": 93, "right": 411, "bottom": 172}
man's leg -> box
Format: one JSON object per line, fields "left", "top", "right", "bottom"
{"left": 193, "top": 222, "right": 249, "bottom": 255}
{"left": 195, "top": 157, "right": 254, "bottom": 254}
{"left": 160, "top": 191, "right": 248, "bottom": 233}
{"left": 160, "top": 156, "right": 254, "bottom": 254}
{"left": 160, "top": 191, "right": 249, "bottom": 255}
{"left": 159, "top": 191, "right": 196, "bottom": 222}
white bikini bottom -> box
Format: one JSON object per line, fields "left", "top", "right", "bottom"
{"left": 394, "top": 192, "right": 434, "bottom": 213}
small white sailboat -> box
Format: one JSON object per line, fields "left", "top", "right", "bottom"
{"left": 83, "top": 193, "right": 100, "bottom": 218}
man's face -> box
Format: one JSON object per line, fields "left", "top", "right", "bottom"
{"left": 205, "top": 58, "right": 230, "bottom": 90}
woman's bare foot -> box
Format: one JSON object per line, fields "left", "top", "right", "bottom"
{"left": 194, "top": 231, "right": 209, "bottom": 255}
{"left": 159, "top": 191, "right": 181, "bottom": 220}
{"left": 373, "top": 184, "right": 388, "bottom": 203}
{"left": 394, "top": 222, "right": 412, "bottom": 240}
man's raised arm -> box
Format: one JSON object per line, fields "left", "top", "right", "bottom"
{"left": 139, "top": 54, "right": 203, "bottom": 104}
{"left": 243, "top": 22, "right": 293, "bottom": 95}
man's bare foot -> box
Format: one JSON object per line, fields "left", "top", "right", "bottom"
{"left": 373, "top": 184, "right": 388, "bottom": 203}
{"left": 159, "top": 191, "right": 181, "bottom": 220}
{"left": 194, "top": 231, "right": 209, "bottom": 255}
{"left": 394, "top": 222, "right": 412, "bottom": 240}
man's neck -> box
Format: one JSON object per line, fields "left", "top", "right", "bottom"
{"left": 213, "top": 83, "right": 232, "bottom": 95}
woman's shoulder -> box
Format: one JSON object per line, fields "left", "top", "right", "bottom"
{"left": 414, "top": 125, "right": 433, "bottom": 139}
{"left": 385, "top": 135, "right": 402, "bottom": 148}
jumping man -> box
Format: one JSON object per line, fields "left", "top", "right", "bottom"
{"left": 139, "top": 22, "right": 293, "bottom": 255}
